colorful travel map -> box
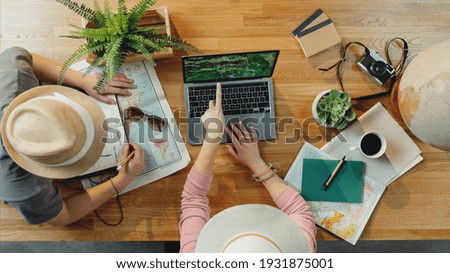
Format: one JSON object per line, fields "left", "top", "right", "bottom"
{"left": 118, "top": 62, "right": 182, "bottom": 174}
{"left": 74, "top": 60, "right": 190, "bottom": 194}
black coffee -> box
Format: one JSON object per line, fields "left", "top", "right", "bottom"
{"left": 361, "top": 133, "right": 382, "bottom": 156}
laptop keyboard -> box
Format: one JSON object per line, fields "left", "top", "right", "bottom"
{"left": 188, "top": 82, "right": 271, "bottom": 118}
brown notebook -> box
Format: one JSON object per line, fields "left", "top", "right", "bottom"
{"left": 292, "top": 9, "right": 341, "bottom": 57}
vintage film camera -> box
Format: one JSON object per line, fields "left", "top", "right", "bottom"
{"left": 357, "top": 49, "right": 396, "bottom": 85}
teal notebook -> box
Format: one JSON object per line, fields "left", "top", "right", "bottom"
{"left": 301, "top": 158, "right": 364, "bottom": 203}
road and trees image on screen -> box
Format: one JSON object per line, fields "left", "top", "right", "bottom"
{"left": 185, "top": 52, "right": 277, "bottom": 82}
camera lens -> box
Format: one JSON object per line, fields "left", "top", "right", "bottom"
{"left": 370, "top": 61, "right": 387, "bottom": 76}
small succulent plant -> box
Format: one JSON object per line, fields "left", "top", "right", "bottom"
{"left": 316, "top": 89, "right": 356, "bottom": 129}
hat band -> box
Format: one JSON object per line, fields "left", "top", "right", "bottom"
{"left": 221, "top": 233, "right": 283, "bottom": 253}
{"left": 26, "top": 92, "right": 95, "bottom": 167}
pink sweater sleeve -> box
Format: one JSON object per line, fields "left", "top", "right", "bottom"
{"left": 274, "top": 185, "right": 317, "bottom": 252}
{"left": 179, "top": 168, "right": 213, "bottom": 253}
{"left": 179, "top": 168, "right": 317, "bottom": 253}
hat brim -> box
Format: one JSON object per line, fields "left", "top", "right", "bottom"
{"left": 1, "top": 85, "right": 106, "bottom": 179}
{"left": 196, "top": 204, "right": 310, "bottom": 253}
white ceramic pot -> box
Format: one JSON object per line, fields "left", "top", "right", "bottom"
{"left": 311, "top": 89, "right": 335, "bottom": 129}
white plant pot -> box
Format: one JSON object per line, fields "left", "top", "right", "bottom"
{"left": 311, "top": 89, "right": 336, "bottom": 129}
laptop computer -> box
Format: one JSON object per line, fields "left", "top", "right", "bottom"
{"left": 182, "top": 50, "right": 280, "bottom": 145}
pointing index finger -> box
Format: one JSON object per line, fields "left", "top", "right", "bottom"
{"left": 216, "top": 82, "right": 222, "bottom": 109}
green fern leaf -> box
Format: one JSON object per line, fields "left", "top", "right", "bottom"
{"left": 68, "top": 27, "right": 113, "bottom": 41}
{"left": 93, "top": 70, "right": 108, "bottom": 94}
{"left": 151, "top": 34, "right": 200, "bottom": 53}
{"left": 56, "top": 0, "right": 95, "bottom": 21}
{"left": 57, "top": 43, "right": 105, "bottom": 84}
{"left": 102, "top": 0, "right": 119, "bottom": 35}
{"left": 92, "top": 52, "right": 126, "bottom": 94}
{"left": 103, "top": 37, "right": 124, "bottom": 80}
{"left": 83, "top": 54, "right": 106, "bottom": 76}
{"left": 117, "top": 0, "right": 128, "bottom": 33}
{"left": 118, "top": 0, "right": 128, "bottom": 13}
{"left": 92, "top": 0, "right": 106, "bottom": 27}
{"left": 128, "top": 0, "right": 157, "bottom": 28}
{"left": 61, "top": 35, "right": 86, "bottom": 40}
{"left": 128, "top": 34, "right": 169, "bottom": 54}
{"left": 134, "top": 26, "right": 168, "bottom": 35}
{"left": 127, "top": 39, "right": 157, "bottom": 66}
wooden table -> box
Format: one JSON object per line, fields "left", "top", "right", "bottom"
{"left": 1, "top": 0, "right": 449, "bottom": 242}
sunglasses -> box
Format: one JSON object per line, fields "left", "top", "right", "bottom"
{"left": 123, "top": 107, "right": 167, "bottom": 132}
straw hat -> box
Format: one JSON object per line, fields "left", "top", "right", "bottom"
{"left": 1, "top": 85, "right": 106, "bottom": 179}
{"left": 196, "top": 204, "right": 310, "bottom": 253}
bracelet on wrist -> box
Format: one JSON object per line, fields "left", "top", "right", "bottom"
{"left": 252, "top": 163, "right": 273, "bottom": 178}
{"left": 258, "top": 170, "right": 277, "bottom": 183}
{"left": 110, "top": 178, "right": 121, "bottom": 196}
{"left": 252, "top": 164, "right": 277, "bottom": 182}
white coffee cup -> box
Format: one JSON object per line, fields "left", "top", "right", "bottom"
{"left": 350, "top": 131, "right": 387, "bottom": 159}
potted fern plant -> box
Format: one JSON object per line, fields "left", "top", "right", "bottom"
{"left": 312, "top": 89, "right": 356, "bottom": 129}
{"left": 56, "top": 0, "right": 200, "bottom": 93}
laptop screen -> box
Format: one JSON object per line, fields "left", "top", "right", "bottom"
{"left": 182, "top": 50, "right": 280, "bottom": 83}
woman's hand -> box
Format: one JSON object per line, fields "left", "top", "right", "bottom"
{"left": 201, "top": 83, "right": 225, "bottom": 143}
{"left": 226, "top": 122, "right": 268, "bottom": 173}
{"left": 114, "top": 143, "right": 145, "bottom": 190}
{"left": 82, "top": 72, "right": 136, "bottom": 104}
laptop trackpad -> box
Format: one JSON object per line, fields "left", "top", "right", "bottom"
{"left": 187, "top": 115, "right": 276, "bottom": 145}
{"left": 223, "top": 115, "right": 276, "bottom": 144}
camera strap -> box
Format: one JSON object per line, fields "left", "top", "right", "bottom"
{"left": 320, "top": 38, "right": 408, "bottom": 100}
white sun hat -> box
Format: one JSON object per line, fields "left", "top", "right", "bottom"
{"left": 196, "top": 204, "right": 310, "bottom": 253}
